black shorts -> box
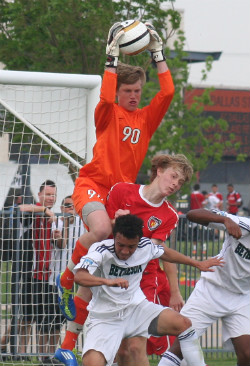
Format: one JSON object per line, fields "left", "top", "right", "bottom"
{"left": 32, "top": 280, "right": 65, "bottom": 331}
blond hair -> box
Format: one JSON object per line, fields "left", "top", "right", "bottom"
{"left": 116, "top": 62, "right": 146, "bottom": 90}
{"left": 150, "top": 154, "right": 193, "bottom": 183}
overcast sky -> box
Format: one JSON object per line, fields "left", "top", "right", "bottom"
{"left": 171, "top": 0, "right": 250, "bottom": 89}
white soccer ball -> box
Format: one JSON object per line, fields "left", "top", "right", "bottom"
{"left": 119, "top": 20, "right": 150, "bottom": 56}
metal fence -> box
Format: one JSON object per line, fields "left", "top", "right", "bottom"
{"left": 0, "top": 210, "right": 235, "bottom": 363}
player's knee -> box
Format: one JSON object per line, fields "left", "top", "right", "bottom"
{"left": 178, "top": 315, "right": 192, "bottom": 334}
{"left": 117, "top": 338, "right": 144, "bottom": 362}
{"left": 128, "top": 340, "right": 144, "bottom": 358}
{"left": 116, "top": 344, "right": 130, "bottom": 362}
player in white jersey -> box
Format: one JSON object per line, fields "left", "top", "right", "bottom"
{"left": 73, "top": 214, "right": 224, "bottom": 366}
{"left": 160, "top": 209, "right": 250, "bottom": 366}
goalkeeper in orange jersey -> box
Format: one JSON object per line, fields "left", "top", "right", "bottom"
{"left": 56, "top": 19, "right": 174, "bottom": 351}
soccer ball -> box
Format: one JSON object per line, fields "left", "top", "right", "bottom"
{"left": 119, "top": 20, "right": 150, "bottom": 56}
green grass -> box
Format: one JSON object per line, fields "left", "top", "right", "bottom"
{"left": 149, "top": 356, "right": 237, "bottom": 365}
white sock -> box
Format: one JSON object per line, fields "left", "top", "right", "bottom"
{"left": 178, "top": 327, "right": 206, "bottom": 366}
{"left": 158, "top": 351, "right": 181, "bottom": 366}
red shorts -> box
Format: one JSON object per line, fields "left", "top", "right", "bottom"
{"left": 72, "top": 177, "right": 109, "bottom": 218}
{"left": 141, "top": 261, "right": 175, "bottom": 355}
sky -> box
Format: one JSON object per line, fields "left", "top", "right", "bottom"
{"left": 170, "top": 0, "right": 250, "bottom": 89}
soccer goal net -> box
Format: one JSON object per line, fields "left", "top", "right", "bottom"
{"left": 0, "top": 70, "right": 101, "bottom": 362}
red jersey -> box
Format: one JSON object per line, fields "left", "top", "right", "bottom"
{"left": 106, "top": 182, "right": 178, "bottom": 240}
{"left": 227, "top": 191, "right": 242, "bottom": 214}
{"left": 106, "top": 182, "right": 179, "bottom": 273}
{"left": 77, "top": 70, "right": 174, "bottom": 190}
{"left": 190, "top": 191, "right": 204, "bottom": 209}
{"left": 33, "top": 203, "right": 53, "bottom": 281}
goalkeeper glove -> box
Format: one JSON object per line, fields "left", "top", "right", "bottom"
{"left": 105, "top": 22, "right": 125, "bottom": 68}
{"left": 145, "top": 22, "right": 166, "bottom": 63}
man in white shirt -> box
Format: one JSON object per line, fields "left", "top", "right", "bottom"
{"left": 160, "top": 209, "right": 250, "bottom": 366}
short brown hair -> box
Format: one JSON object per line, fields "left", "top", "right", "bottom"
{"left": 150, "top": 154, "right": 193, "bottom": 183}
{"left": 116, "top": 62, "right": 146, "bottom": 90}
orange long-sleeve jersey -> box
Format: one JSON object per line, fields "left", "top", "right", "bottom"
{"left": 78, "top": 69, "right": 174, "bottom": 189}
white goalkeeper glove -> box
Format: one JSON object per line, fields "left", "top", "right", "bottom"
{"left": 145, "top": 22, "right": 166, "bottom": 63}
{"left": 105, "top": 22, "right": 125, "bottom": 68}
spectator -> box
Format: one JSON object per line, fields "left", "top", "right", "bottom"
{"left": 227, "top": 184, "right": 242, "bottom": 215}
{"left": 18, "top": 180, "right": 59, "bottom": 365}
{"left": 210, "top": 184, "right": 223, "bottom": 210}
{"left": 202, "top": 190, "right": 220, "bottom": 210}
{"left": 190, "top": 184, "right": 205, "bottom": 254}
{"left": 48, "top": 196, "right": 85, "bottom": 358}
{"left": 190, "top": 184, "right": 204, "bottom": 210}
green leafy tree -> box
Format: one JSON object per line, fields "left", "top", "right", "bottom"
{"left": 0, "top": 0, "right": 243, "bottom": 191}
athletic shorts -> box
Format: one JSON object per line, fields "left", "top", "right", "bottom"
{"left": 82, "top": 299, "right": 165, "bottom": 366}
{"left": 181, "top": 278, "right": 250, "bottom": 350}
{"left": 72, "top": 177, "right": 109, "bottom": 219}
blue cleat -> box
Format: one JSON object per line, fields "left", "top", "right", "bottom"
{"left": 54, "top": 348, "right": 78, "bottom": 366}
{"left": 56, "top": 274, "right": 76, "bottom": 321}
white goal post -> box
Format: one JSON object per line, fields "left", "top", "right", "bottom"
{"left": 0, "top": 70, "right": 101, "bottom": 212}
{"left": 0, "top": 70, "right": 101, "bottom": 361}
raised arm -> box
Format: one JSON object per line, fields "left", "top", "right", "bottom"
{"left": 187, "top": 209, "right": 242, "bottom": 239}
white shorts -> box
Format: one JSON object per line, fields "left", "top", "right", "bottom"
{"left": 181, "top": 278, "right": 250, "bottom": 350}
{"left": 82, "top": 299, "right": 165, "bottom": 366}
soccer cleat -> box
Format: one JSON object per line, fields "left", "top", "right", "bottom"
{"left": 54, "top": 348, "right": 78, "bottom": 366}
{"left": 56, "top": 274, "right": 76, "bottom": 321}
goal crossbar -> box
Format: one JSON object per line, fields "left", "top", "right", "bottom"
{"left": 0, "top": 70, "right": 102, "bottom": 164}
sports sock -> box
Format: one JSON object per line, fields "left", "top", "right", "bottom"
{"left": 178, "top": 327, "right": 206, "bottom": 366}
{"left": 61, "top": 330, "right": 79, "bottom": 351}
{"left": 61, "top": 296, "right": 89, "bottom": 350}
{"left": 60, "top": 241, "right": 88, "bottom": 289}
{"left": 74, "top": 296, "right": 89, "bottom": 325}
{"left": 71, "top": 240, "right": 88, "bottom": 265}
{"left": 158, "top": 351, "right": 181, "bottom": 366}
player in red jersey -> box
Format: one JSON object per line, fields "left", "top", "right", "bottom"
{"left": 56, "top": 20, "right": 175, "bottom": 325}
{"left": 226, "top": 183, "right": 242, "bottom": 215}
{"left": 107, "top": 154, "right": 193, "bottom": 366}
{"left": 55, "top": 154, "right": 193, "bottom": 366}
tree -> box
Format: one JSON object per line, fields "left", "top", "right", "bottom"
{"left": 0, "top": 0, "right": 243, "bottom": 193}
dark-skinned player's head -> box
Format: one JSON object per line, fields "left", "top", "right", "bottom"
{"left": 113, "top": 214, "right": 143, "bottom": 240}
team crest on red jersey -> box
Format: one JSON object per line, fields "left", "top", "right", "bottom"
{"left": 147, "top": 216, "right": 162, "bottom": 231}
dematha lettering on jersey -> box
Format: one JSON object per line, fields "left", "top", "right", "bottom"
{"left": 109, "top": 264, "right": 142, "bottom": 276}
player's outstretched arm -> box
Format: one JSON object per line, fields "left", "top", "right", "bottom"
{"left": 74, "top": 268, "right": 129, "bottom": 289}
{"left": 160, "top": 246, "right": 224, "bottom": 272}
{"left": 187, "top": 209, "right": 242, "bottom": 239}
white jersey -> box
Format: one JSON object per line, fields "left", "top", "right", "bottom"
{"left": 49, "top": 215, "right": 85, "bottom": 285}
{"left": 201, "top": 211, "right": 250, "bottom": 294}
{"left": 205, "top": 195, "right": 220, "bottom": 210}
{"left": 74, "top": 237, "right": 164, "bottom": 317}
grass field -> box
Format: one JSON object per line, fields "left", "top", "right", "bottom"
{"left": 0, "top": 358, "right": 238, "bottom": 366}
{"left": 149, "top": 356, "right": 237, "bottom": 365}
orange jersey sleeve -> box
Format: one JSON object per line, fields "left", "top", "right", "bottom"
{"left": 79, "top": 69, "right": 174, "bottom": 190}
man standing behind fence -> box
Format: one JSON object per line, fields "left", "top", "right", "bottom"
{"left": 159, "top": 208, "right": 250, "bottom": 366}
{"left": 18, "top": 180, "right": 60, "bottom": 365}
{"left": 48, "top": 196, "right": 85, "bottom": 360}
